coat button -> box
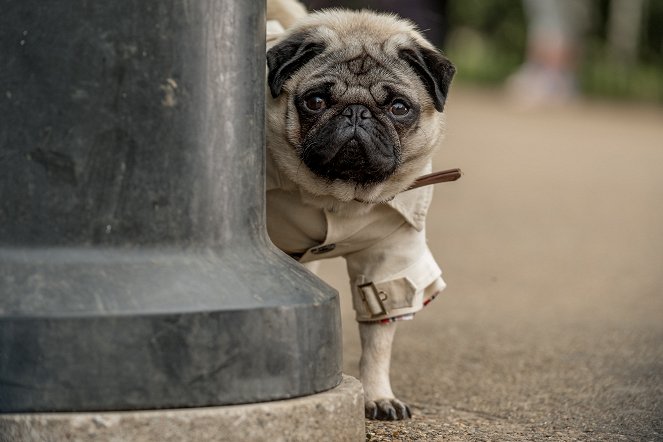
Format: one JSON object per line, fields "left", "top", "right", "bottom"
{"left": 310, "top": 244, "right": 336, "bottom": 254}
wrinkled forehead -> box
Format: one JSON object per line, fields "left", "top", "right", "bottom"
{"left": 314, "top": 23, "right": 412, "bottom": 54}
{"left": 295, "top": 35, "right": 419, "bottom": 103}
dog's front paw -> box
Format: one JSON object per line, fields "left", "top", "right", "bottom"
{"left": 365, "top": 398, "right": 412, "bottom": 420}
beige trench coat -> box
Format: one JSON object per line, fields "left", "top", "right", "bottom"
{"left": 266, "top": 20, "right": 446, "bottom": 323}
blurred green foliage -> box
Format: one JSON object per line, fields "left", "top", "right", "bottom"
{"left": 446, "top": 0, "right": 663, "bottom": 103}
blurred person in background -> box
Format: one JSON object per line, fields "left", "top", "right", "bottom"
{"left": 506, "top": 0, "right": 591, "bottom": 106}
{"left": 507, "top": 0, "right": 649, "bottom": 107}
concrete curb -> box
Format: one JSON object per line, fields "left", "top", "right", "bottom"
{"left": 0, "top": 375, "right": 365, "bottom": 442}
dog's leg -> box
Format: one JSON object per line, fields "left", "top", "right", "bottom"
{"left": 359, "top": 321, "right": 412, "bottom": 420}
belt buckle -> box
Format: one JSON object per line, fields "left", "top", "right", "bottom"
{"left": 358, "top": 281, "right": 388, "bottom": 317}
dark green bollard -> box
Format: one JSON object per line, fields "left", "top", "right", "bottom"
{"left": 0, "top": 0, "right": 341, "bottom": 412}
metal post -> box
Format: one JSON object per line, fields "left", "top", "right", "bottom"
{"left": 0, "top": 0, "right": 341, "bottom": 412}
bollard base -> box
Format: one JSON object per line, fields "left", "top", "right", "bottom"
{"left": 0, "top": 376, "right": 364, "bottom": 442}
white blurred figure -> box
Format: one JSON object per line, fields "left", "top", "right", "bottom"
{"left": 507, "top": 0, "right": 590, "bottom": 107}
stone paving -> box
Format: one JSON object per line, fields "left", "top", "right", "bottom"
{"left": 317, "top": 87, "right": 663, "bottom": 441}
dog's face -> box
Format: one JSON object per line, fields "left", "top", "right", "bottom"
{"left": 266, "top": 10, "right": 455, "bottom": 203}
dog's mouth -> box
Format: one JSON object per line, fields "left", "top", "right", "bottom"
{"left": 303, "top": 137, "right": 397, "bottom": 185}
{"left": 300, "top": 121, "right": 399, "bottom": 185}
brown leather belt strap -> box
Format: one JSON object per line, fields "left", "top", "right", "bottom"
{"left": 405, "top": 168, "right": 462, "bottom": 192}
{"left": 353, "top": 168, "right": 462, "bottom": 203}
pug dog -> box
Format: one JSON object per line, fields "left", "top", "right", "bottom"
{"left": 265, "top": 0, "right": 455, "bottom": 421}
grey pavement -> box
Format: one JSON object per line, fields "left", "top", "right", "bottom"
{"left": 317, "top": 87, "right": 663, "bottom": 441}
{"left": 0, "top": 377, "right": 365, "bottom": 442}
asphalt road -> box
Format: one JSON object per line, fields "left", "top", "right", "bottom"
{"left": 316, "top": 87, "right": 663, "bottom": 441}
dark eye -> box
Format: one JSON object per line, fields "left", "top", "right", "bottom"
{"left": 389, "top": 99, "right": 410, "bottom": 116}
{"left": 305, "top": 96, "right": 327, "bottom": 111}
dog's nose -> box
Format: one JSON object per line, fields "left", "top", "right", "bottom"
{"left": 342, "top": 104, "right": 372, "bottom": 124}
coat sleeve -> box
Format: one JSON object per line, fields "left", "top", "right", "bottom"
{"left": 344, "top": 220, "right": 446, "bottom": 323}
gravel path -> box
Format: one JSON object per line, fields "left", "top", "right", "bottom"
{"left": 317, "top": 87, "right": 663, "bottom": 441}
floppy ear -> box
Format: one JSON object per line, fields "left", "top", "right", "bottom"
{"left": 399, "top": 45, "right": 455, "bottom": 112}
{"left": 266, "top": 32, "right": 326, "bottom": 98}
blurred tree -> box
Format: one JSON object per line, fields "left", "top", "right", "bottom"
{"left": 607, "top": 0, "right": 645, "bottom": 64}
{"left": 449, "top": 0, "right": 526, "bottom": 57}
